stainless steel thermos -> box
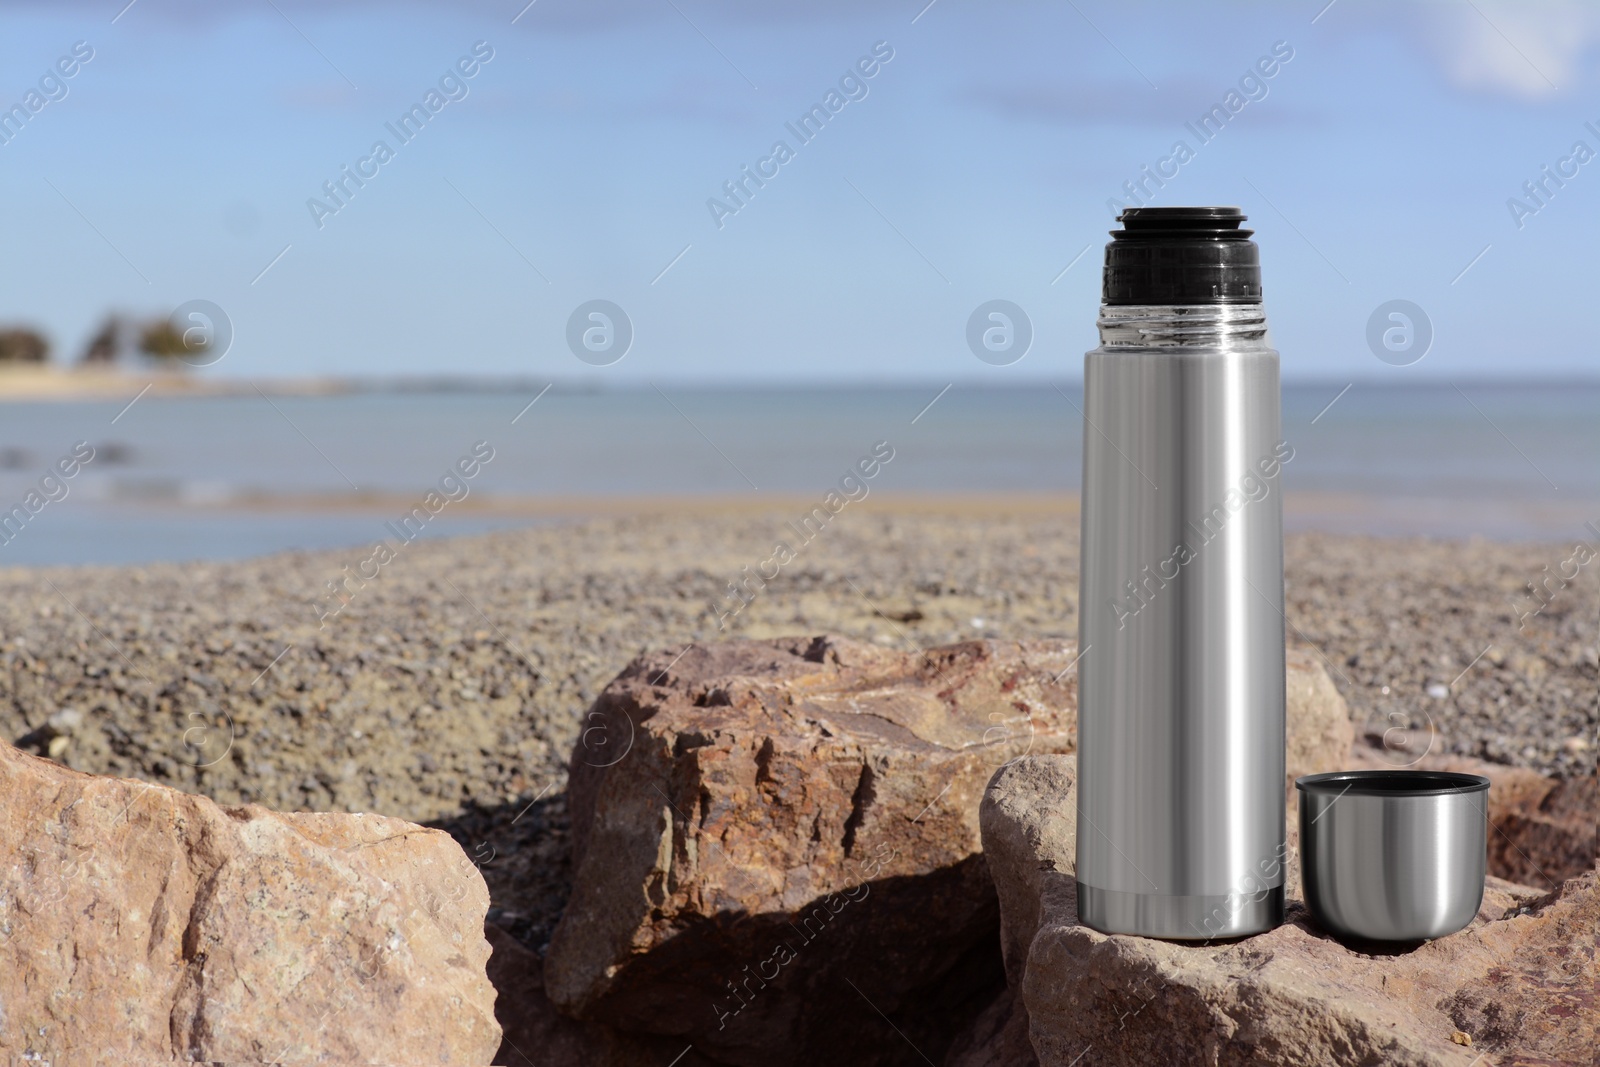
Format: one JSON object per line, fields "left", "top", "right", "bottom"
{"left": 1076, "top": 206, "right": 1287, "bottom": 939}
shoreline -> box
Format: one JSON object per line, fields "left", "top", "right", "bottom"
{"left": 23, "top": 489, "right": 1597, "bottom": 547}
{"left": 0, "top": 367, "right": 353, "bottom": 400}
{"left": 3, "top": 370, "right": 1598, "bottom": 402}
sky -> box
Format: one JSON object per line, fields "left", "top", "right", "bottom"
{"left": 1, "top": 0, "right": 1599, "bottom": 383}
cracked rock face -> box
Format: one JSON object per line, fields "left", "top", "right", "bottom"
{"left": 544, "top": 635, "right": 1081, "bottom": 1067}
{"left": 981, "top": 754, "right": 1597, "bottom": 1067}
{"left": 0, "top": 741, "right": 500, "bottom": 1063}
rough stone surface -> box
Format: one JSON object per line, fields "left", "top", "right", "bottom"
{"left": 487, "top": 923, "right": 719, "bottom": 1067}
{"left": 0, "top": 741, "right": 500, "bottom": 1063}
{"left": 982, "top": 753, "right": 1596, "bottom": 1067}
{"left": 1486, "top": 769, "right": 1597, "bottom": 887}
{"left": 487, "top": 924, "right": 594, "bottom": 1067}
{"left": 546, "top": 635, "right": 1080, "bottom": 1066}
{"left": 942, "top": 983, "right": 1038, "bottom": 1067}
{"left": 1349, "top": 744, "right": 1598, "bottom": 888}
{"left": 1435, "top": 868, "right": 1598, "bottom": 1066}
{"left": 1284, "top": 646, "right": 1355, "bottom": 820}
{"left": 983, "top": 754, "right": 1081, "bottom": 992}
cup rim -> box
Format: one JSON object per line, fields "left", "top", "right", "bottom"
{"left": 1295, "top": 769, "right": 1490, "bottom": 797}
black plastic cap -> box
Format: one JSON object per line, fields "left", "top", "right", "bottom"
{"left": 1102, "top": 206, "right": 1262, "bottom": 306}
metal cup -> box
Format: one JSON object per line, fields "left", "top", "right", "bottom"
{"left": 1297, "top": 770, "right": 1490, "bottom": 942}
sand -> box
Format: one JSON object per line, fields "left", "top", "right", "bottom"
{"left": 0, "top": 366, "right": 347, "bottom": 400}
{"left": 0, "top": 504, "right": 1594, "bottom": 951}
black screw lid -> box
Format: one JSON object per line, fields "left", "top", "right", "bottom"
{"left": 1102, "top": 206, "right": 1262, "bottom": 306}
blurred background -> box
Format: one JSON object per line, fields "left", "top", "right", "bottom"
{"left": 0, "top": 0, "right": 1596, "bottom": 563}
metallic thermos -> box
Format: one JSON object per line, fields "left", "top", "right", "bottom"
{"left": 1076, "top": 206, "right": 1287, "bottom": 939}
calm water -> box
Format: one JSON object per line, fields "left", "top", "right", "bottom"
{"left": 0, "top": 382, "right": 1594, "bottom": 566}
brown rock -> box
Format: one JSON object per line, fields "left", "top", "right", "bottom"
{"left": 546, "top": 635, "right": 1080, "bottom": 1066}
{"left": 1350, "top": 745, "right": 1598, "bottom": 886}
{"left": 1285, "top": 646, "right": 1355, "bottom": 819}
{"left": 1489, "top": 770, "right": 1597, "bottom": 887}
{"left": 981, "top": 753, "right": 1080, "bottom": 991}
{"left": 488, "top": 923, "right": 594, "bottom": 1067}
{"left": 982, "top": 753, "right": 1595, "bottom": 1067}
{"left": 488, "top": 923, "right": 719, "bottom": 1067}
{"left": 980, "top": 648, "right": 1351, "bottom": 1000}
{"left": 1437, "top": 868, "right": 1598, "bottom": 1065}
{"left": 0, "top": 741, "right": 500, "bottom": 1063}
{"left": 943, "top": 986, "right": 1037, "bottom": 1067}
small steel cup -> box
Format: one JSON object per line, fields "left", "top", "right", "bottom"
{"left": 1297, "top": 770, "right": 1489, "bottom": 943}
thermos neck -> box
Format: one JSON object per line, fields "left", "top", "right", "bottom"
{"left": 1096, "top": 303, "right": 1269, "bottom": 349}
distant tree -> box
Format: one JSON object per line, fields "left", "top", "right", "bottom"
{"left": 0, "top": 329, "right": 49, "bottom": 364}
{"left": 138, "top": 317, "right": 210, "bottom": 363}
{"left": 81, "top": 316, "right": 122, "bottom": 364}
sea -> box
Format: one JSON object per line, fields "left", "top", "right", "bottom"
{"left": 0, "top": 381, "right": 1594, "bottom": 567}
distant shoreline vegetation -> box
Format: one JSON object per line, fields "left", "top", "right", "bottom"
{"left": 0, "top": 312, "right": 214, "bottom": 369}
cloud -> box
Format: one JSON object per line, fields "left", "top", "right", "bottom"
{"left": 1414, "top": 0, "right": 1600, "bottom": 99}
{"left": 967, "top": 80, "right": 1201, "bottom": 125}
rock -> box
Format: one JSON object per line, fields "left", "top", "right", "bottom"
{"left": 0, "top": 741, "right": 500, "bottom": 1063}
{"left": 982, "top": 753, "right": 1595, "bottom": 1067}
{"left": 980, "top": 647, "right": 1352, "bottom": 994}
{"left": 1349, "top": 745, "right": 1598, "bottom": 886}
{"left": 942, "top": 986, "right": 1037, "bottom": 1067}
{"left": 546, "top": 635, "right": 1080, "bottom": 1066}
{"left": 1435, "top": 870, "right": 1598, "bottom": 1065}
{"left": 982, "top": 754, "right": 1080, "bottom": 991}
{"left": 1284, "top": 646, "right": 1355, "bottom": 817}
{"left": 487, "top": 923, "right": 594, "bottom": 1066}
{"left": 488, "top": 923, "right": 722, "bottom": 1067}
{"left": 542, "top": 637, "right": 1353, "bottom": 1066}
{"left": 1488, "top": 771, "right": 1597, "bottom": 887}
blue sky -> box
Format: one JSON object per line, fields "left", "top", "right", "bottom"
{"left": 1, "top": 0, "right": 1598, "bottom": 383}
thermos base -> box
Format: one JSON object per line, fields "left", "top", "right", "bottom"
{"left": 1076, "top": 881, "right": 1284, "bottom": 940}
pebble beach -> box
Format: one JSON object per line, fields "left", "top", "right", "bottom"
{"left": 1, "top": 504, "right": 1594, "bottom": 954}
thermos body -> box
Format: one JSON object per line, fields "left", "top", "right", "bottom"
{"left": 1075, "top": 207, "right": 1287, "bottom": 939}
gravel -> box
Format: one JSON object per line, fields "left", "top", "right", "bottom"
{"left": 1, "top": 508, "right": 1594, "bottom": 951}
